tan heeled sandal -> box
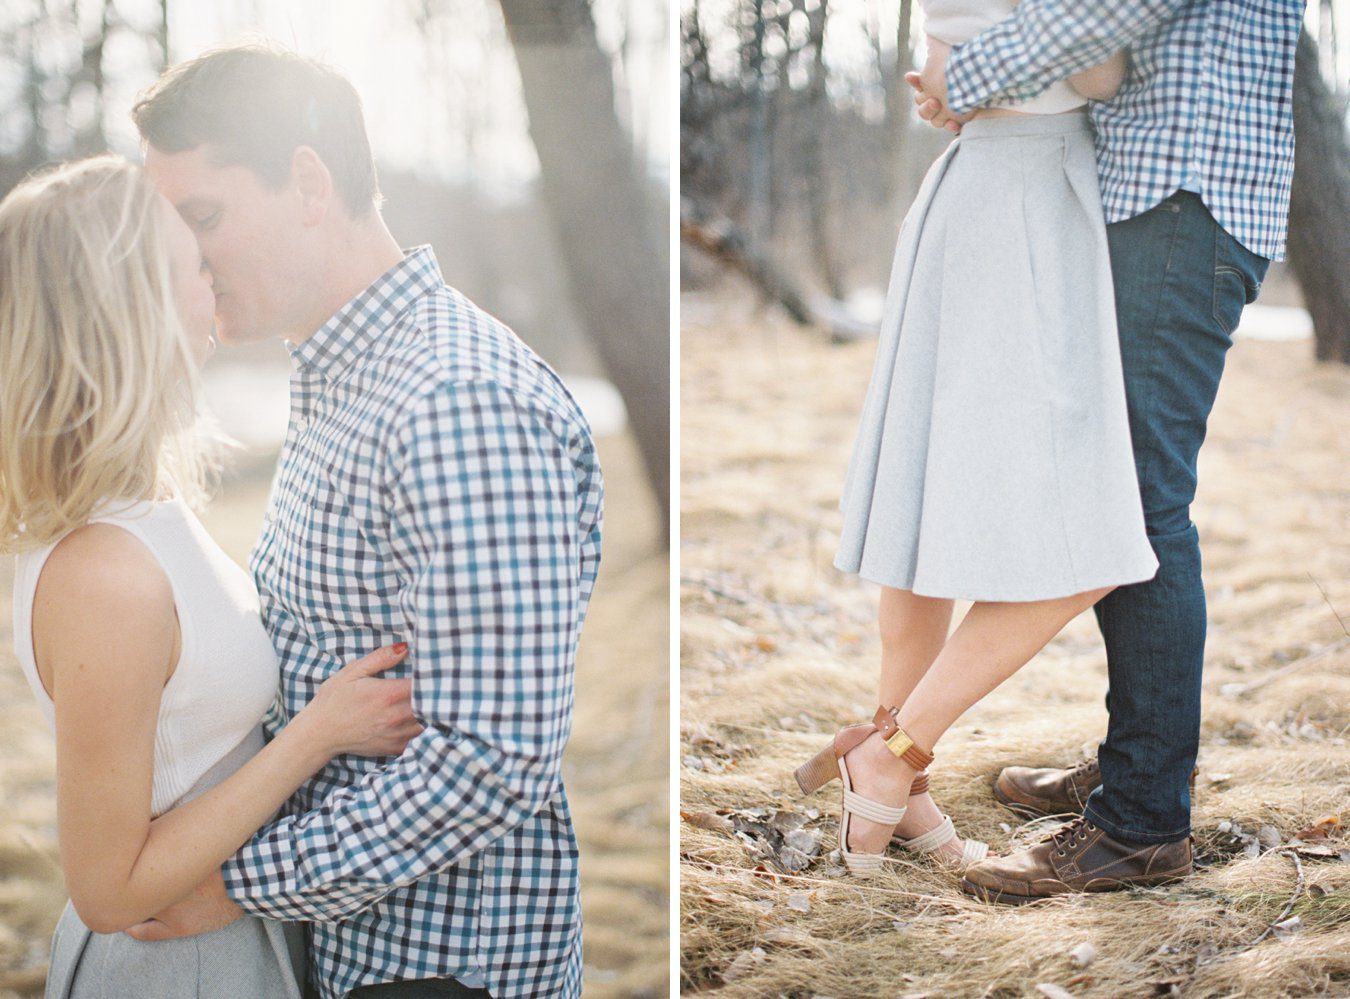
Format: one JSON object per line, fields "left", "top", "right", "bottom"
{"left": 889, "top": 769, "right": 990, "bottom": 871}
{"left": 795, "top": 707, "right": 934, "bottom": 875}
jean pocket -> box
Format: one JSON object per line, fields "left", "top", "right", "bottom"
{"left": 1211, "top": 226, "right": 1268, "bottom": 336}
{"left": 1212, "top": 266, "right": 1252, "bottom": 336}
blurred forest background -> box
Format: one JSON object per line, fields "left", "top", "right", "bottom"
{"left": 680, "top": 2, "right": 1349, "bottom": 996}
{"left": 681, "top": 0, "right": 1350, "bottom": 362}
{"left": 0, "top": 1, "right": 669, "bottom": 996}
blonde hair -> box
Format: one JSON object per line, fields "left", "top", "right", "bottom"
{"left": 0, "top": 155, "right": 218, "bottom": 553}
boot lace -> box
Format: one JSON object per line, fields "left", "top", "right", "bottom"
{"left": 1070, "top": 758, "right": 1100, "bottom": 779}
{"left": 1047, "top": 816, "right": 1097, "bottom": 857}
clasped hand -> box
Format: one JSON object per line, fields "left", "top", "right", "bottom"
{"left": 907, "top": 36, "right": 973, "bottom": 134}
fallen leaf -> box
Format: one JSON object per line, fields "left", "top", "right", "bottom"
{"left": 771, "top": 811, "right": 807, "bottom": 834}
{"left": 1272, "top": 916, "right": 1304, "bottom": 938}
{"left": 681, "top": 810, "right": 734, "bottom": 834}
{"left": 1035, "top": 984, "right": 1075, "bottom": 999}
{"left": 722, "top": 948, "right": 766, "bottom": 983}
{"left": 785, "top": 828, "right": 823, "bottom": 857}
{"left": 1068, "top": 942, "right": 1096, "bottom": 969}
{"left": 1291, "top": 842, "right": 1341, "bottom": 859}
{"left": 1293, "top": 815, "right": 1340, "bottom": 841}
{"left": 762, "top": 925, "right": 811, "bottom": 946}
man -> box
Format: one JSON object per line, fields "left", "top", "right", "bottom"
{"left": 130, "top": 44, "right": 601, "bottom": 996}
{"left": 905, "top": 1, "right": 1303, "bottom": 902}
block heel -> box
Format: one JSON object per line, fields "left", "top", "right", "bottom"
{"left": 794, "top": 743, "right": 840, "bottom": 794}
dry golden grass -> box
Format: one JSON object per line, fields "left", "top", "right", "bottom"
{"left": 0, "top": 430, "right": 667, "bottom": 999}
{"left": 679, "top": 286, "right": 1350, "bottom": 998}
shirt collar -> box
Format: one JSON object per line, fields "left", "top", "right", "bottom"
{"left": 287, "top": 245, "right": 444, "bottom": 377}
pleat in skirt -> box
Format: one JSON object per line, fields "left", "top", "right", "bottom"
{"left": 45, "top": 902, "right": 304, "bottom": 999}
{"left": 835, "top": 111, "right": 1158, "bottom": 601}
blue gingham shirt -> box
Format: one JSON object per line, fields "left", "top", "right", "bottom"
{"left": 221, "top": 247, "right": 602, "bottom": 999}
{"left": 945, "top": 0, "right": 1304, "bottom": 261}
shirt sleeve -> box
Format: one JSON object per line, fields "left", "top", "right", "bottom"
{"left": 222, "top": 379, "right": 594, "bottom": 921}
{"left": 944, "top": 0, "right": 1190, "bottom": 115}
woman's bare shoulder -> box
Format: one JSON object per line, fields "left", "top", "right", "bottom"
{"left": 39, "top": 523, "right": 170, "bottom": 603}
{"left": 33, "top": 524, "right": 176, "bottom": 678}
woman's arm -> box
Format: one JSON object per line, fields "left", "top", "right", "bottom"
{"left": 36, "top": 524, "right": 417, "bottom": 934}
{"left": 1067, "top": 50, "right": 1128, "bottom": 101}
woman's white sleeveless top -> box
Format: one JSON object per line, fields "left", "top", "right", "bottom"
{"left": 11, "top": 498, "right": 281, "bottom": 816}
{"left": 921, "top": 0, "right": 1088, "bottom": 115}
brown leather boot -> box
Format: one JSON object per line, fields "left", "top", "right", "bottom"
{"left": 993, "top": 758, "right": 1101, "bottom": 817}
{"left": 960, "top": 816, "right": 1192, "bottom": 905}
{"left": 994, "top": 759, "right": 1198, "bottom": 818}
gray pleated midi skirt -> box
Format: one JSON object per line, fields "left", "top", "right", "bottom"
{"left": 42, "top": 734, "right": 304, "bottom": 999}
{"left": 835, "top": 111, "right": 1158, "bottom": 601}
{"left": 45, "top": 903, "right": 303, "bottom": 999}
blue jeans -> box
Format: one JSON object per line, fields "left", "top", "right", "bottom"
{"left": 308, "top": 977, "right": 489, "bottom": 998}
{"left": 1081, "top": 191, "right": 1269, "bottom": 845}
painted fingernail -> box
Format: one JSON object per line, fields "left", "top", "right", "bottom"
{"left": 392, "top": 642, "right": 408, "bottom": 654}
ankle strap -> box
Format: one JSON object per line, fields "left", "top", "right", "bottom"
{"left": 873, "top": 706, "right": 935, "bottom": 770}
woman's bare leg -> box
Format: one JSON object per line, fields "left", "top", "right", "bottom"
{"left": 876, "top": 587, "right": 954, "bottom": 708}
{"left": 875, "top": 588, "right": 968, "bottom": 859}
{"left": 845, "top": 586, "right": 1115, "bottom": 855}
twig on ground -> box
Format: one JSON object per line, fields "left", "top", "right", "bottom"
{"left": 1307, "top": 572, "right": 1349, "bottom": 637}
{"left": 1196, "top": 848, "right": 1306, "bottom": 968}
{"left": 682, "top": 857, "right": 996, "bottom": 911}
{"left": 1220, "top": 637, "right": 1350, "bottom": 697}
{"left": 680, "top": 573, "right": 753, "bottom": 606}
{"left": 680, "top": 573, "right": 820, "bottom": 623}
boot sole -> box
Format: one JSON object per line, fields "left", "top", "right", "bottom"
{"left": 960, "top": 870, "right": 1191, "bottom": 906}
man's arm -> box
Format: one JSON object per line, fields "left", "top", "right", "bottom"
{"left": 220, "top": 380, "right": 588, "bottom": 922}
{"left": 943, "top": 0, "right": 1188, "bottom": 116}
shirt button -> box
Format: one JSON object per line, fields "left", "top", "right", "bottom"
{"left": 296, "top": 418, "right": 309, "bottom": 435}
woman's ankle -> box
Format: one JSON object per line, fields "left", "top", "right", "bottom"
{"left": 849, "top": 732, "right": 918, "bottom": 793}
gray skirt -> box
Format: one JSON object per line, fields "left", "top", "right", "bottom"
{"left": 46, "top": 901, "right": 303, "bottom": 999}
{"left": 41, "top": 733, "right": 304, "bottom": 998}
{"left": 835, "top": 111, "right": 1158, "bottom": 601}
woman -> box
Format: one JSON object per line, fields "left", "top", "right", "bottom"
{"left": 798, "top": 1, "right": 1156, "bottom": 875}
{"left": 0, "top": 156, "right": 422, "bottom": 996}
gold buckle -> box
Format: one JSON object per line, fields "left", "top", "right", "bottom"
{"left": 884, "top": 727, "right": 915, "bottom": 760}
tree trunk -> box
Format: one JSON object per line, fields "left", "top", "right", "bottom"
{"left": 1287, "top": 29, "right": 1350, "bottom": 364}
{"left": 746, "top": 0, "right": 772, "bottom": 254}
{"left": 158, "top": 0, "right": 169, "bottom": 67}
{"left": 498, "top": 0, "right": 670, "bottom": 525}
{"left": 885, "top": 0, "right": 913, "bottom": 198}
{"left": 21, "top": 4, "right": 49, "bottom": 165}
{"left": 804, "top": 0, "right": 843, "bottom": 299}
{"left": 73, "top": 0, "right": 112, "bottom": 157}
{"left": 680, "top": 213, "right": 813, "bottom": 326}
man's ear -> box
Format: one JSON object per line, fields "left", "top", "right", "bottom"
{"left": 291, "top": 146, "right": 332, "bottom": 226}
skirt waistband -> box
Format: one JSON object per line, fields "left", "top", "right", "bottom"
{"left": 957, "top": 110, "right": 1092, "bottom": 140}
